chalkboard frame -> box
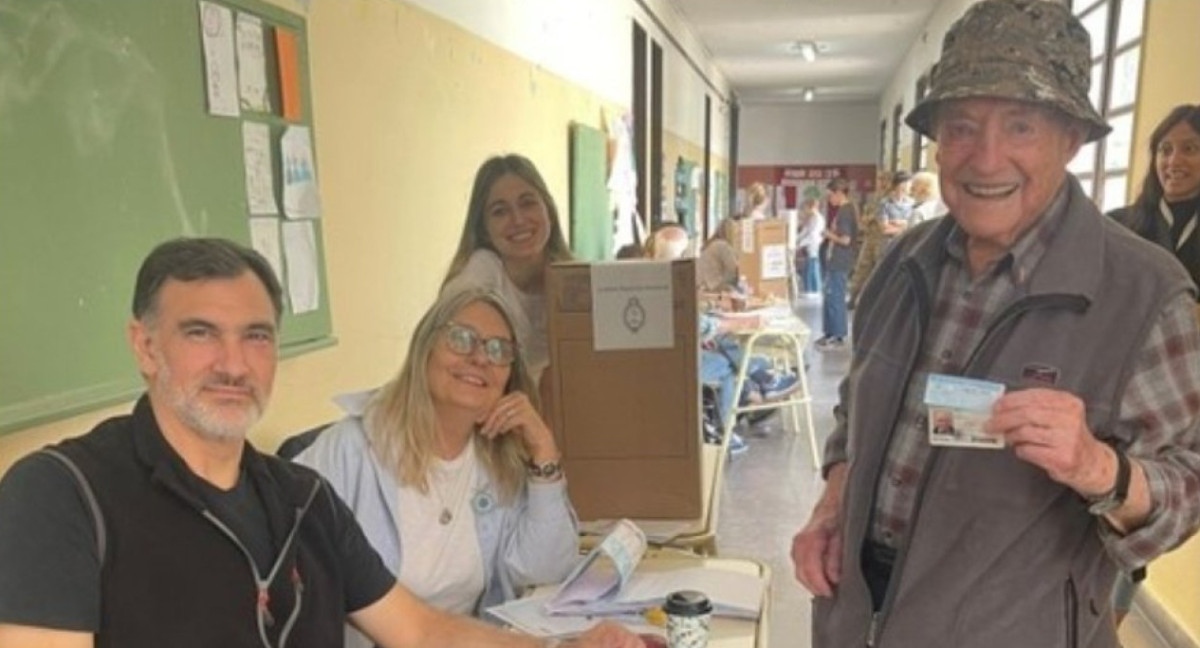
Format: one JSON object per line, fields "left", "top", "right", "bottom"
{"left": 0, "top": 0, "right": 335, "bottom": 435}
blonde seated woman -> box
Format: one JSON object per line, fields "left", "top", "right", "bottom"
{"left": 295, "top": 287, "right": 578, "bottom": 646}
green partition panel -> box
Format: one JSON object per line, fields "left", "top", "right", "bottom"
{"left": 568, "top": 122, "right": 612, "bottom": 261}
{"left": 0, "top": 0, "right": 333, "bottom": 434}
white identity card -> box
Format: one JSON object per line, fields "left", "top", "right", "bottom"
{"left": 923, "top": 373, "right": 1006, "bottom": 449}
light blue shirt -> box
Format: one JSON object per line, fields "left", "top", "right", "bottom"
{"left": 293, "top": 390, "right": 579, "bottom": 619}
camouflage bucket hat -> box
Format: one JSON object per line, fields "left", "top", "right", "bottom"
{"left": 905, "top": 0, "right": 1110, "bottom": 143}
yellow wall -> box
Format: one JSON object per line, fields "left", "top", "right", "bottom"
{"left": 1132, "top": 1, "right": 1200, "bottom": 641}
{"left": 0, "top": 0, "right": 617, "bottom": 473}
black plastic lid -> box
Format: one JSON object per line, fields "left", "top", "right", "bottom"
{"left": 663, "top": 590, "right": 713, "bottom": 616}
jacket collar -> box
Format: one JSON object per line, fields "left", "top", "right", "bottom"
{"left": 129, "top": 394, "right": 318, "bottom": 512}
{"left": 902, "top": 175, "right": 1103, "bottom": 305}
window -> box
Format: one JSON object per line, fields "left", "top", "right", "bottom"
{"left": 891, "top": 103, "right": 903, "bottom": 172}
{"left": 879, "top": 120, "right": 887, "bottom": 169}
{"left": 912, "top": 73, "right": 931, "bottom": 171}
{"left": 1068, "top": 0, "right": 1146, "bottom": 211}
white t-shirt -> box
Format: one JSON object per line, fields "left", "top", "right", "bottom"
{"left": 395, "top": 442, "right": 486, "bottom": 615}
{"left": 444, "top": 250, "right": 549, "bottom": 384}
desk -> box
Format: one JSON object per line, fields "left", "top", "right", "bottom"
{"left": 636, "top": 549, "right": 771, "bottom": 648}
{"left": 522, "top": 549, "right": 771, "bottom": 648}
{"left": 724, "top": 306, "right": 819, "bottom": 469}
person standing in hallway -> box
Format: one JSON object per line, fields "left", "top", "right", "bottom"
{"left": 814, "top": 178, "right": 857, "bottom": 350}
{"left": 795, "top": 197, "right": 825, "bottom": 295}
{"left": 790, "top": 2, "right": 1200, "bottom": 647}
{"left": 442, "top": 154, "right": 573, "bottom": 387}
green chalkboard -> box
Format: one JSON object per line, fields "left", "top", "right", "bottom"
{"left": 568, "top": 122, "right": 612, "bottom": 261}
{"left": 0, "top": 0, "right": 333, "bottom": 434}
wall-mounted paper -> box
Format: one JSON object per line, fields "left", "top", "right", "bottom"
{"left": 235, "top": 13, "right": 269, "bottom": 112}
{"left": 590, "top": 261, "right": 674, "bottom": 350}
{"left": 242, "top": 122, "right": 278, "bottom": 215}
{"left": 282, "top": 125, "right": 320, "bottom": 219}
{"left": 248, "top": 217, "right": 284, "bottom": 285}
{"left": 761, "top": 244, "right": 788, "bottom": 280}
{"left": 282, "top": 220, "right": 320, "bottom": 313}
{"left": 199, "top": 1, "right": 238, "bottom": 117}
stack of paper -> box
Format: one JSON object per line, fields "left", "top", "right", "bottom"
{"left": 487, "top": 519, "right": 765, "bottom": 638}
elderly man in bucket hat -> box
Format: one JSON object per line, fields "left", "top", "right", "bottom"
{"left": 790, "top": 1, "right": 1200, "bottom": 646}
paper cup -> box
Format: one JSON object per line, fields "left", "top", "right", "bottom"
{"left": 663, "top": 590, "right": 713, "bottom": 648}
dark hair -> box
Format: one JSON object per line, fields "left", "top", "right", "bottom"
{"left": 132, "top": 237, "right": 283, "bottom": 322}
{"left": 827, "top": 178, "right": 850, "bottom": 194}
{"left": 890, "top": 170, "right": 912, "bottom": 188}
{"left": 1134, "top": 104, "right": 1200, "bottom": 213}
{"left": 615, "top": 243, "right": 645, "bottom": 259}
{"left": 442, "top": 154, "right": 572, "bottom": 285}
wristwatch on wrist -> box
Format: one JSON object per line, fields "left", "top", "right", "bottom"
{"left": 1087, "top": 447, "right": 1130, "bottom": 516}
{"left": 527, "top": 459, "right": 563, "bottom": 481}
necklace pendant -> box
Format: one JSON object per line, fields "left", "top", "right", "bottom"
{"left": 439, "top": 508, "right": 452, "bottom": 525}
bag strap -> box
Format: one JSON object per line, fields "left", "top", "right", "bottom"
{"left": 39, "top": 448, "right": 107, "bottom": 567}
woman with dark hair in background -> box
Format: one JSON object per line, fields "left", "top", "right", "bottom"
{"left": 1106, "top": 103, "right": 1200, "bottom": 627}
{"left": 1110, "top": 104, "right": 1200, "bottom": 290}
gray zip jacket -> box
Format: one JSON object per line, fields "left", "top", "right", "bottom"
{"left": 815, "top": 178, "right": 1195, "bottom": 648}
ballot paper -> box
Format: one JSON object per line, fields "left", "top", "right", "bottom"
{"left": 490, "top": 519, "right": 764, "bottom": 629}
{"left": 924, "top": 373, "right": 1007, "bottom": 449}
{"left": 545, "top": 519, "right": 647, "bottom": 616}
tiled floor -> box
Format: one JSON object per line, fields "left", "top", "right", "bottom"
{"left": 712, "top": 296, "right": 1170, "bottom": 648}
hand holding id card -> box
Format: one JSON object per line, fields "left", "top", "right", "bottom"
{"left": 924, "top": 374, "right": 1006, "bottom": 449}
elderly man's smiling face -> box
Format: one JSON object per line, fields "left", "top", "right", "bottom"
{"left": 935, "top": 98, "right": 1084, "bottom": 265}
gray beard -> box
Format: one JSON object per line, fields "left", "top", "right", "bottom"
{"left": 155, "top": 362, "right": 262, "bottom": 442}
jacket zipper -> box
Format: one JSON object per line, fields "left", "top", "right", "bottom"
{"left": 201, "top": 479, "right": 322, "bottom": 648}
{"left": 859, "top": 262, "right": 931, "bottom": 648}
{"left": 862, "top": 261, "right": 1085, "bottom": 646}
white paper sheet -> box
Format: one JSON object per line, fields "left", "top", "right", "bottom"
{"left": 282, "top": 220, "right": 320, "bottom": 313}
{"left": 235, "top": 13, "right": 270, "bottom": 112}
{"left": 760, "top": 243, "right": 787, "bottom": 279}
{"left": 242, "top": 122, "right": 278, "bottom": 215}
{"left": 282, "top": 126, "right": 321, "bottom": 219}
{"left": 248, "top": 217, "right": 284, "bottom": 285}
{"left": 199, "top": 1, "right": 239, "bottom": 117}
{"left": 589, "top": 261, "right": 674, "bottom": 351}
{"left": 740, "top": 219, "right": 755, "bottom": 252}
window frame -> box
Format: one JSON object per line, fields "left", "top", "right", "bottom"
{"left": 1069, "top": 0, "right": 1145, "bottom": 210}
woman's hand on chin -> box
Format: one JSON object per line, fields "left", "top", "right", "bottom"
{"left": 476, "top": 392, "right": 559, "bottom": 462}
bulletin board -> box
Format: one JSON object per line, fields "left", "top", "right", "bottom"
{"left": 568, "top": 122, "right": 613, "bottom": 261}
{"left": 0, "top": 0, "right": 332, "bottom": 434}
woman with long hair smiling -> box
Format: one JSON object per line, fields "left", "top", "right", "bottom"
{"left": 294, "top": 287, "right": 577, "bottom": 646}
{"left": 441, "top": 155, "right": 573, "bottom": 386}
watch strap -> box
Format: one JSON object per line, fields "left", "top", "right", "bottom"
{"left": 527, "top": 459, "right": 563, "bottom": 481}
{"left": 1088, "top": 447, "right": 1130, "bottom": 516}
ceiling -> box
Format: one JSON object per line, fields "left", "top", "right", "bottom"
{"left": 666, "top": 0, "right": 943, "bottom": 105}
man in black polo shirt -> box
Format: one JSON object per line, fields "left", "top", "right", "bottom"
{"left": 0, "top": 238, "right": 640, "bottom": 648}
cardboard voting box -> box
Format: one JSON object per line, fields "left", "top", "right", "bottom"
{"left": 545, "top": 259, "right": 702, "bottom": 520}
{"left": 730, "top": 219, "right": 790, "bottom": 299}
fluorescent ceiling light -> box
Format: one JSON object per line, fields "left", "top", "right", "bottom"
{"left": 803, "top": 87, "right": 815, "bottom": 102}
{"left": 793, "top": 40, "right": 817, "bottom": 62}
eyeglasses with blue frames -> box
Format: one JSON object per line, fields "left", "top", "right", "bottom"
{"left": 442, "top": 322, "right": 517, "bottom": 366}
